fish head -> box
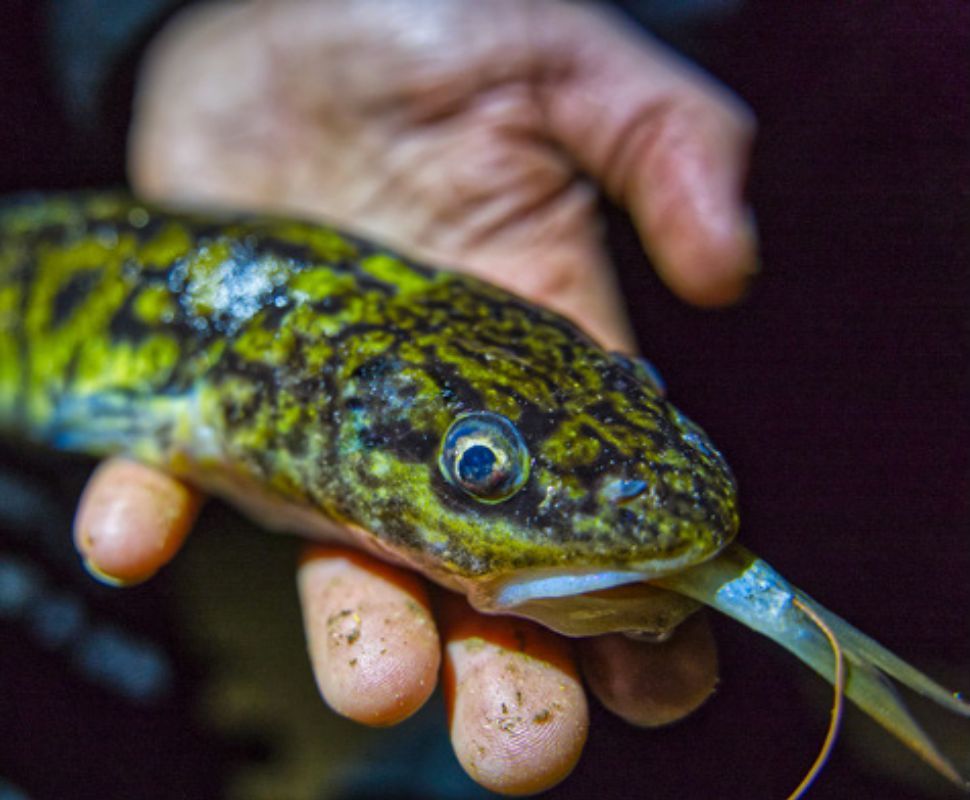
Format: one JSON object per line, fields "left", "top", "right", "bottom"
{"left": 328, "top": 276, "right": 738, "bottom": 627}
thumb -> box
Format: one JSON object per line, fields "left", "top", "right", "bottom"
{"left": 536, "top": 3, "right": 758, "bottom": 306}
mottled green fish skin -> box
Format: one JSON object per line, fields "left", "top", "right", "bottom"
{"left": 0, "top": 192, "right": 738, "bottom": 582}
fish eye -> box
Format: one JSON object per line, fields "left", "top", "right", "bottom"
{"left": 439, "top": 412, "right": 530, "bottom": 503}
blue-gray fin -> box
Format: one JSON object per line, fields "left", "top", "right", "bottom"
{"left": 45, "top": 390, "right": 190, "bottom": 462}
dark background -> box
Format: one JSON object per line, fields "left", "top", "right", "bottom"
{"left": 1, "top": 2, "right": 968, "bottom": 799}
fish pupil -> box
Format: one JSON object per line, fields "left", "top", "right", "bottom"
{"left": 458, "top": 444, "right": 497, "bottom": 485}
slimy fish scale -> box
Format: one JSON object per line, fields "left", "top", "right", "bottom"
{"left": 1, "top": 192, "right": 966, "bottom": 793}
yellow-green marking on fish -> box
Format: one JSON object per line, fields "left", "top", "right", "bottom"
{"left": 0, "top": 192, "right": 966, "bottom": 792}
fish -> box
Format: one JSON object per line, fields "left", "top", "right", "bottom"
{"left": 0, "top": 192, "right": 966, "bottom": 793}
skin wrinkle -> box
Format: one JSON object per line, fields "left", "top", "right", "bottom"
{"left": 351, "top": 85, "right": 575, "bottom": 264}
{"left": 608, "top": 97, "right": 682, "bottom": 212}
{"left": 448, "top": 143, "right": 583, "bottom": 249}
{"left": 636, "top": 103, "right": 748, "bottom": 232}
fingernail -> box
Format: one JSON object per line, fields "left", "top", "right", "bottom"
{"left": 82, "top": 556, "right": 150, "bottom": 588}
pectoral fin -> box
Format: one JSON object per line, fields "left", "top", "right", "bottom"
{"left": 45, "top": 389, "right": 195, "bottom": 464}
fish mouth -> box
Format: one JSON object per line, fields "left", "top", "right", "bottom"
{"left": 461, "top": 561, "right": 704, "bottom": 638}
{"left": 487, "top": 568, "right": 646, "bottom": 609}
{"left": 471, "top": 547, "right": 710, "bottom": 612}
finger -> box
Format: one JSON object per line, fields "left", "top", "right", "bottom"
{"left": 438, "top": 592, "right": 587, "bottom": 795}
{"left": 538, "top": 2, "right": 758, "bottom": 306}
{"left": 73, "top": 457, "right": 201, "bottom": 586}
{"left": 578, "top": 611, "right": 718, "bottom": 728}
{"left": 297, "top": 545, "right": 440, "bottom": 726}
{"left": 624, "top": 90, "right": 758, "bottom": 307}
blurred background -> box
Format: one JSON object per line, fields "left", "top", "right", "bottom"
{"left": 1, "top": 1, "right": 968, "bottom": 798}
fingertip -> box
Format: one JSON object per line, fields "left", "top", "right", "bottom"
{"left": 439, "top": 593, "right": 588, "bottom": 795}
{"left": 579, "top": 611, "right": 719, "bottom": 728}
{"left": 647, "top": 199, "right": 759, "bottom": 308}
{"left": 73, "top": 458, "right": 201, "bottom": 586}
{"left": 297, "top": 546, "right": 440, "bottom": 726}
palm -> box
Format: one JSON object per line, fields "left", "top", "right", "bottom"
{"left": 133, "top": 0, "right": 753, "bottom": 348}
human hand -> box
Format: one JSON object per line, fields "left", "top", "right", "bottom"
{"left": 75, "top": 0, "right": 756, "bottom": 793}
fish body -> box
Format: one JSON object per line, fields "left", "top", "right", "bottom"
{"left": 0, "top": 193, "right": 966, "bottom": 789}
{"left": 0, "top": 192, "right": 734, "bottom": 618}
